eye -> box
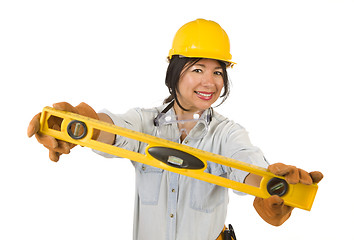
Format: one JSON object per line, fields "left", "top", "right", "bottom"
{"left": 214, "top": 71, "right": 223, "bottom": 76}
{"left": 192, "top": 69, "right": 202, "bottom": 73}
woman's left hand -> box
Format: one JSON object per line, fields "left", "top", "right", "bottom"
{"left": 268, "top": 163, "right": 323, "bottom": 185}
{"left": 253, "top": 163, "right": 323, "bottom": 226}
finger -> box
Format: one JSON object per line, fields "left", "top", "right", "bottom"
{"left": 36, "top": 133, "right": 71, "bottom": 154}
{"left": 298, "top": 168, "right": 313, "bottom": 185}
{"left": 284, "top": 166, "right": 300, "bottom": 184}
{"left": 268, "top": 195, "right": 285, "bottom": 214}
{"left": 268, "top": 195, "right": 294, "bottom": 216}
{"left": 310, "top": 171, "right": 324, "bottom": 183}
{"left": 52, "top": 123, "right": 61, "bottom": 131}
{"left": 268, "top": 163, "right": 299, "bottom": 184}
{"left": 52, "top": 140, "right": 71, "bottom": 154}
{"left": 49, "top": 150, "right": 61, "bottom": 162}
{"left": 27, "top": 113, "right": 41, "bottom": 137}
{"left": 76, "top": 102, "right": 98, "bottom": 119}
{"left": 53, "top": 102, "right": 78, "bottom": 113}
{"left": 268, "top": 163, "right": 291, "bottom": 175}
{"left": 35, "top": 133, "right": 58, "bottom": 149}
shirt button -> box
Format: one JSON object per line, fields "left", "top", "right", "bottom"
{"left": 142, "top": 166, "right": 146, "bottom": 171}
{"left": 184, "top": 140, "right": 189, "bottom": 144}
{"left": 170, "top": 214, "right": 174, "bottom": 218}
{"left": 172, "top": 189, "right": 175, "bottom": 193}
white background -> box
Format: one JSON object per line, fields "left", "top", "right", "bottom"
{"left": 1, "top": 0, "right": 353, "bottom": 239}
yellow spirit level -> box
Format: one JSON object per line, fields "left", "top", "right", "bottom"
{"left": 39, "top": 107, "right": 318, "bottom": 211}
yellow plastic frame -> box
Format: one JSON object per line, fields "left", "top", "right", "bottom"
{"left": 39, "top": 107, "right": 318, "bottom": 211}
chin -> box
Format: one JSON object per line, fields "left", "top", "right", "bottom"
{"left": 195, "top": 101, "right": 215, "bottom": 111}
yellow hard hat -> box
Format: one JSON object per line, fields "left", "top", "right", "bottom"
{"left": 168, "top": 19, "right": 236, "bottom": 67}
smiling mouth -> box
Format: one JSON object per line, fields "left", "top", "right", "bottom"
{"left": 195, "top": 91, "right": 213, "bottom": 97}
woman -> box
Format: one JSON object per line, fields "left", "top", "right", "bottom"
{"left": 28, "top": 19, "right": 323, "bottom": 240}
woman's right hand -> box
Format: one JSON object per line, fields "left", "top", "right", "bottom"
{"left": 27, "top": 102, "right": 99, "bottom": 162}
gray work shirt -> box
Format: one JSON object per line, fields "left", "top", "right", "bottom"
{"left": 94, "top": 104, "right": 268, "bottom": 240}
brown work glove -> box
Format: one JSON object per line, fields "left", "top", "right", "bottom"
{"left": 27, "top": 102, "right": 99, "bottom": 162}
{"left": 253, "top": 163, "right": 323, "bottom": 226}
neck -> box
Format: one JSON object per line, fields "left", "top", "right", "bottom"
{"left": 173, "top": 102, "right": 204, "bottom": 120}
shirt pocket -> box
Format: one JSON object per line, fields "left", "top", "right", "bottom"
{"left": 136, "top": 164, "right": 164, "bottom": 205}
{"left": 189, "top": 163, "right": 227, "bottom": 213}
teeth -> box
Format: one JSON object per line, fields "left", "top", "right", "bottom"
{"left": 196, "top": 91, "right": 212, "bottom": 97}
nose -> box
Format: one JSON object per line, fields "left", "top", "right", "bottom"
{"left": 201, "top": 71, "right": 215, "bottom": 87}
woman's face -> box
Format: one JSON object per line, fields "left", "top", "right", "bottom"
{"left": 176, "top": 58, "right": 224, "bottom": 113}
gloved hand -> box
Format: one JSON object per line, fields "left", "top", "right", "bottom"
{"left": 253, "top": 163, "right": 323, "bottom": 226}
{"left": 27, "top": 102, "right": 99, "bottom": 162}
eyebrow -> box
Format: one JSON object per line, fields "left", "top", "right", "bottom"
{"left": 194, "top": 64, "right": 223, "bottom": 69}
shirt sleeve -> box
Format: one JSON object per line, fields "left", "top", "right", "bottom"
{"left": 92, "top": 108, "right": 143, "bottom": 158}
{"left": 220, "top": 121, "right": 269, "bottom": 195}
